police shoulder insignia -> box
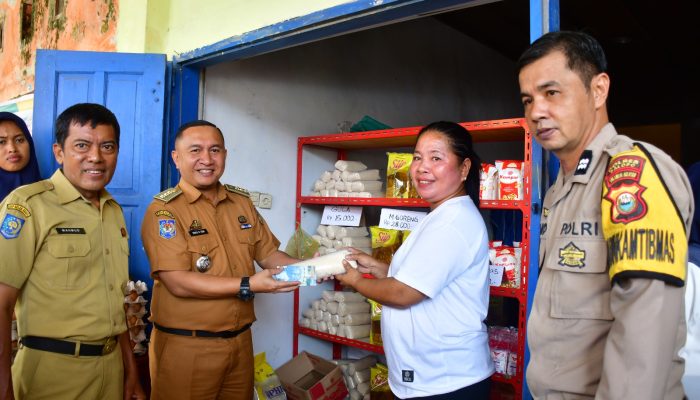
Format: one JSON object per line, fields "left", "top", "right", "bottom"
{"left": 1, "top": 214, "right": 25, "bottom": 239}
{"left": 154, "top": 188, "right": 183, "bottom": 203}
{"left": 558, "top": 242, "right": 586, "bottom": 268}
{"left": 224, "top": 184, "right": 250, "bottom": 198}
{"left": 602, "top": 143, "right": 686, "bottom": 286}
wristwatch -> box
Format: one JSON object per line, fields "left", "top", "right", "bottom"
{"left": 238, "top": 276, "right": 255, "bottom": 301}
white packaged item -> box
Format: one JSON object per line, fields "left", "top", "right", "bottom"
{"left": 357, "top": 382, "right": 370, "bottom": 396}
{"left": 289, "top": 249, "right": 358, "bottom": 279}
{"left": 332, "top": 169, "right": 342, "bottom": 181}
{"left": 353, "top": 369, "right": 371, "bottom": 384}
{"left": 320, "top": 299, "right": 328, "bottom": 311}
{"left": 317, "top": 247, "right": 330, "bottom": 255}
{"left": 328, "top": 189, "right": 339, "bottom": 197}
{"left": 334, "top": 291, "right": 366, "bottom": 303}
{"left": 302, "top": 308, "right": 314, "bottom": 318}
{"left": 479, "top": 163, "right": 498, "bottom": 200}
{"left": 338, "top": 191, "right": 351, "bottom": 197}
{"left": 320, "top": 189, "right": 330, "bottom": 197}
{"left": 495, "top": 160, "right": 524, "bottom": 200}
{"left": 343, "top": 313, "right": 371, "bottom": 326}
{"left": 334, "top": 181, "right": 348, "bottom": 191}
{"left": 316, "top": 225, "right": 328, "bottom": 238}
{"left": 507, "top": 352, "right": 518, "bottom": 376}
{"left": 311, "top": 234, "right": 323, "bottom": 245}
{"left": 341, "top": 237, "right": 371, "bottom": 249}
{"left": 330, "top": 314, "right": 342, "bottom": 326}
{"left": 349, "top": 389, "right": 362, "bottom": 400}
{"left": 323, "top": 312, "right": 332, "bottom": 322}
{"left": 338, "top": 302, "right": 370, "bottom": 316}
{"left": 491, "top": 348, "right": 508, "bottom": 374}
{"left": 300, "top": 318, "right": 311, "bottom": 328}
{"left": 336, "top": 227, "right": 369, "bottom": 238}
{"left": 312, "top": 191, "right": 321, "bottom": 196}
{"left": 325, "top": 225, "right": 338, "bottom": 239}
{"left": 348, "top": 181, "right": 382, "bottom": 193}
{"left": 332, "top": 240, "right": 344, "bottom": 250}
{"left": 320, "top": 237, "right": 334, "bottom": 249}
{"left": 309, "top": 321, "right": 319, "bottom": 330}
{"left": 325, "top": 180, "right": 336, "bottom": 190}
{"left": 322, "top": 290, "right": 337, "bottom": 302}
{"left": 341, "top": 169, "right": 381, "bottom": 182}
{"left": 312, "top": 300, "right": 321, "bottom": 310}
{"left": 314, "top": 180, "right": 326, "bottom": 192}
{"left": 345, "top": 375, "right": 356, "bottom": 390}
{"left": 314, "top": 309, "right": 324, "bottom": 320}
{"left": 336, "top": 323, "right": 346, "bottom": 337}
{"left": 326, "top": 301, "right": 339, "bottom": 315}
{"left": 328, "top": 325, "right": 338, "bottom": 335}
{"left": 344, "top": 324, "right": 371, "bottom": 339}
{"left": 348, "top": 355, "right": 376, "bottom": 375}
{"left": 335, "top": 160, "right": 367, "bottom": 172}
{"left": 320, "top": 170, "right": 332, "bottom": 182}
{"left": 318, "top": 321, "right": 328, "bottom": 333}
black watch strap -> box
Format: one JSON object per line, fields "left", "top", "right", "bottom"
{"left": 238, "top": 276, "right": 255, "bottom": 301}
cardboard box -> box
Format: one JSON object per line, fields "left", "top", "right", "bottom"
{"left": 276, "top": 352, "right": 348, "bottom": 400}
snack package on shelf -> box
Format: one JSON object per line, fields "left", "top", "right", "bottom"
{"left": 370, "top": 226, "right": 402, "bottom": 264}
{"left": 495, "top": 160, "right": 524, "bottom": 200}
{"left": 479, "top": 162, "right": 498, "bottom": 200}
{"left": 368, "top": 299, "right": 383, "bottom": 346}
{"left": 370, "top": 363, "right": 392, "bottom": 400}
{"left": 254, "top": 352, "right": 287, "bottom": 400}
{"left": 386, "top": 152, "right": 418, "bottom": 198}
{"left": 488, "top": 326, "right": 518, "bottom": 376}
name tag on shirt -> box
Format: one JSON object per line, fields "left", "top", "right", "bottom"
{"left": 56, "top": 227, "right": 86, "bottom": 234}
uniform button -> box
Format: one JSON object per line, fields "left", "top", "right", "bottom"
{"left": 105, "top": 249, "right": 110, "bottom": 255}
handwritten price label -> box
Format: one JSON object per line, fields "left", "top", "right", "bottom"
{"left": 321, "top": 205, "right": 362, "bottom": 226}
{"left": 378, "top": 208, "right": 426, "bottom": 231}
{"left": 489, "top": 265, "right": 504, "bottom": 287}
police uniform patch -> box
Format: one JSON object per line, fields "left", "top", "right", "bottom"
{"left": 603, "top": 154, "right": 647, "bottom": 223}
{"left": 558, "top": 242, "right": 586, "bottom": 268}
{"left": 574, "top": 150, "right": 593, "bottom": 175}
{"left": 602, "top": 144, "right": 687, "bottom": 286}
{"left": 155, "top": 210, "right": 175, "bottom": 218}
{"left": 1, "top": 214, "right": 25, "bottom": 239}
{"left": 6, "top": 203, "right": 30, "bottom": 218}
{"left": 159, "top": 219, "right": 177, "bottom": 239}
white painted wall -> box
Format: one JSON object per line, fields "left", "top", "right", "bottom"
{"left": 202, "top": 16, "right": 521, "bottom": 367}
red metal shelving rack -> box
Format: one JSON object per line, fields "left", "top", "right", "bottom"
{"left": 293, "top": 118, "right": 536, "bottom": 400}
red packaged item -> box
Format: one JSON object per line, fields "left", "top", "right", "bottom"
{"left": 495, "top": 160, "right": 524, "bottom": 200}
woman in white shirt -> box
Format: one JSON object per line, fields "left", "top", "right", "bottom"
{"left": 336, "top": 121, "right": 494, "bottom": 399}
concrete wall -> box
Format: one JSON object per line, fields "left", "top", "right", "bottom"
{"left": 202, "top": 16, "right": 521, "bottom": 367}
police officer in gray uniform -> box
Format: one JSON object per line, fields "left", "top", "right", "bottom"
{"left": 518, "top": 31, "right": 693, "bottom": 399}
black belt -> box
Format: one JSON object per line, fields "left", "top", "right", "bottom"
{"left": 21, "top": 335, "right": 119, "bottom": 357}
{"left": 154, "top": 322, "right": 251, "bottom": 338}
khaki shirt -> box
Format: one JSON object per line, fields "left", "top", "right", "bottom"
{"left": 0, "top": 170, "right": 129, "bottom": 341}
{"left": 141, "top": 179, "right": 280, "bottom": 332}
{"left": 527, "top": 124, "right": 693, "bottom": 400}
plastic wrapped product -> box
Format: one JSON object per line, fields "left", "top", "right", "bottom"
{"left": 343, "top": 313, "right": 371, "bottom": 326}
{"left": 349, "top": 389, "right": 362, "bottom": 400}
{"left": 332, "top": 240, "right": 344, "bottom": 250}
{"left": 338, "top": 302, "right": 370, "bottom": 317}
{"left": 319, "top": 237, "right": 333, "bottom": 249}
{"left": 348, "top": 181, "right": 382, "bottom": 193}
{"left": 479, "top": 163, "right": 498, "bottom": 200}
{"left": 319, "top": 299, "right": 328, "bottom": 311}
{"left": 325, "top": 225, "right": 338, "bottom": 239}
{"left": 311, "top": 191, "right": 321, "bottom": 196}
{"left": 332, "top": 169, "right": 342, "bottom": 181}
{"left": 341, "top": 236, "right": 371, "bottom": 249}
{"left": 316, "top": 225, "right": 328, "bottom": 238}
{"left": 341, "top": 169, "right": 381, "bottom": 182}
{"left": 386, "top": 152, "right": 418, "bottom": 198}
{"left": 314, "top": 309, "right": 324, "bottom": 320}
{"left": 337, "top": 226, "right": 369, "bottom": 238}
{"left": 369, "top": 299, "right": 383, "bottom": 346}
{"left": 328, "top": 325, "right": 338, "bottom": 335}
{"left": 289, "top": 249, "right": 358, "bottom": 279}
{"left": 299, "top": 318, "right": 311, "bottom": 328}
{"left": 330, "top": 314, "right": 342, "bottom": 326}
{"left": 324, "top": 180, "right": 336, "bottom": 190}
{"left": 495, "top": 160, "right": 524, "bottom": 200}
{"left": 371, "top": 227, "right": 402, "bottom": 265}
{"left": 343, "top": 324, "right": 371, "bottom": 339}
{"left": 334, "top": 181, "right": 348, "bottom": 191}
{"left": 336, "top": 323, "right": 346, "bottom": 337}
{"left": 318, "top": 321, "right": 329, "bottom": 333}
{"left": 312, "top": 300, "right": 321, "bottom": 310}
{"left": 319, "top": 189, "right": 330, "bottom": 197}
{"left": 345, "top": 375, "right": 356, "bottom": 390}
{"left": 313, "top": 180, "right": 326, "bottom": 192}
{"left": 348, "top": 355, "right": 377, "bottom": 375}
{"left": 334, "top": 291, "right": 366, "bottom": 303}
{"left": 302, "top": 308, "right": 314, "bottom": 318}
{"left": 320, "top": 170, "right": 332, "bottom": 182}
{"left": 312, "top": 234, "right": 324, "bottom": 245}
{"left": 326, "top": 301, "right": 339, "bottom": 315}
{"left": 335, "top": 160, "right": 367, "bottom": 172}
{"left": 370, "top": 363, "right": 391, "bottom": 399}
{"left": 353, "top": 368, "right": 371, "bottom": 384}
{"left": 323, "top": 312, "right": 332, "bottom": 322}
{"left": 309, "top": 321, "right": 319, "bottom": 330}
{"left": 328, "top": 189, "right": 339, "bottom": 197}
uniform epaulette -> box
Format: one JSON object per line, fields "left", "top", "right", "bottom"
{"left": 153, "top": 187, "right": 183, "bottom": 203}
{"left": 224, "top": 184, "right": 250, "bottom": 198}
{"left": 12, "top": 180, "right": 54, "bottom": 200}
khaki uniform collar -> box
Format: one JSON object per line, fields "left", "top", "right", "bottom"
{"left": 50, "top": 169, "right": 114, "bottom": 206}
{"left": 178, "top": 179, "right": 227, "bottom": 205}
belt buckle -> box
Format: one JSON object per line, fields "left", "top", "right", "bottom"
{"left": 102, "top": 337, "right": 117, "bottom": 355}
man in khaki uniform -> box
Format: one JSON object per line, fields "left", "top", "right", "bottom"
{"left": 518, "top": 31, "right": 693, "bottom": 399}
{"left": 141, "top": 120, "right": 300, "bottom": 400}
{"left": 0, "top": 103, "right": 144, "bottom": 399}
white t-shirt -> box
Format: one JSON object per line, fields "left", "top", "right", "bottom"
{"left": 383, "top": 195, "right": 494, "bottom": 398}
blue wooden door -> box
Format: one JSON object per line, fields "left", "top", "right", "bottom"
{"left": 33, "top": 50, "right": 167, "bottom": 287}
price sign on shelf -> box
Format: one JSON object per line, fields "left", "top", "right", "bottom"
{"left": 378, "top": 208, "right": 427, "bottom": 231}
{"left": 321, "top": 205, "right": 363, "bottom": 226}
{"left": 489, "top": 264, "right": 504, "bottom": 287}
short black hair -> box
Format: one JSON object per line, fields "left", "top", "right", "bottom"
{"left": 417, "top": 121, "right": 482, "bottom": 208}
{"left": 55, "top": 103, "right": 120, "bottom": 147}
{"left": 174, "top": 120, "right": 224, "bottom": 144}
{"left": 516, "top": 30, "right": 608, "bottom": 89}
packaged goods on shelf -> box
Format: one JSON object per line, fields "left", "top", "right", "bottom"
{"left": 488, "top": 326, "right": 518, "bottom": 376}
{"left": 335, "top": 160, "right": 367, "bottom": 172}
{"left": 488, "top": 242, "right": 522, "bottom": 288}
{"left": 479, "top": 163, "right": 498, "bottom": 200}
{"left": 299, "top": 290, "right": 371, "bottom": 341}
{"left": 368, "top": 299, "right": 383, "bottom": 346}
{"left": 386, "top": 153, "right": 418, "bottom": 198}
{"left": 310, "top": 165, "right": 383, "bottom": 198}
{"left": 332, "top": 356, "right": 376, "bottom": 400}
{"left": 320, "top": 171, "right": 332, "bottom": 183}
{"left": 340, "top": 169, "right": 380, "bottom": 182}
{"left": 370, "top": 363, "right": 391, "bottom": 400}
{"left": 370, "top": 226, "right": 402, "bottom": 264}
{"left": 495, "top": 160, "right": 524, "bottom": 200}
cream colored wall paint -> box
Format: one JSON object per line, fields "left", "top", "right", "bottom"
{"left": 139, "top": 0, "right": 352, "bottom": 56}
{"left": 116, "top": 0, "right": 148, "bottom": 52}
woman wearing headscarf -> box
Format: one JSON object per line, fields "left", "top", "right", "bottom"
{"left": 0, "top": 112, "right": 41, "bottom": 201}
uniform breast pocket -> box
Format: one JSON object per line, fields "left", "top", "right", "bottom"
{"left": 545, "top": 238, "right": 613, "bottom": 320}
{"left": 187, "top": 239, "right": 220, "bottom": 273}
{"left": 46, "top": 236, "right": 92, "bottom": 290}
